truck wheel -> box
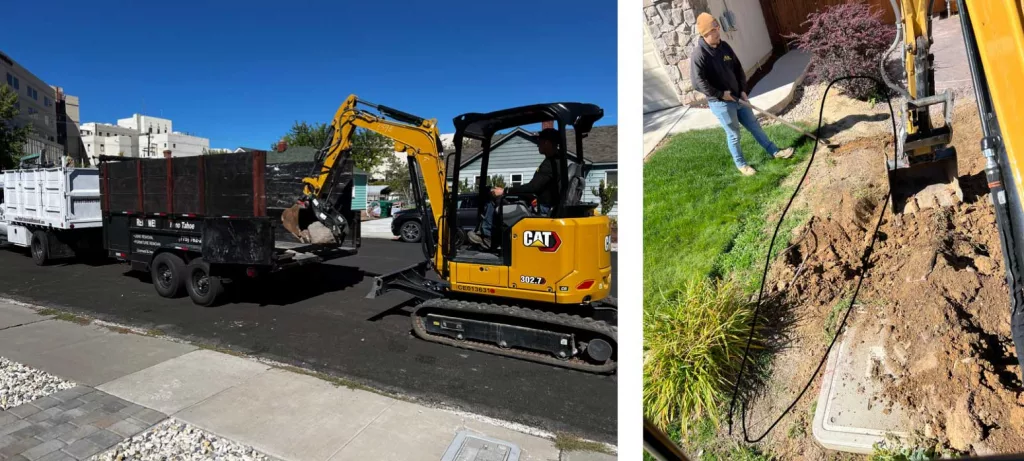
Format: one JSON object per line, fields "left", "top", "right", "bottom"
{"left": 151, "top": 253, "right": 186, "bottom": 298}
{"left": 400, "top": 221, "right": 422, "bottom": 243}
{"left": 30, "top": 231, "right": 50, "bottom": 266}
{"left": 185, "top": 258, "right": 224, "bottom": 307}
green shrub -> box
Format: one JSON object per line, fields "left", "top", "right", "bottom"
{"left": 643, "top": 277, "right": 763, "bottom": 432}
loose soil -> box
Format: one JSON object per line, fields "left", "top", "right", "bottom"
{"left": 725, "top": 97, "right": 1024, "bottom": 458}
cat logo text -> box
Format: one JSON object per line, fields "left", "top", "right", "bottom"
{"left": 522, "top": 231, "right": 561, "bottom": 252}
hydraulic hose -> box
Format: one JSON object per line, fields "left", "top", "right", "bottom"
{"left": 727, "top": 75, "right": 898, "bottom": 443}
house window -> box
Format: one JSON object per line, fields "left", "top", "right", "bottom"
{"left": 163, "top": 143, "right": 167, "bottom": 148}
{"left": 474, "top": 176, "right": 481, "bottom": 188}
{"left": 100, "top": 144, "right": 105, "bottom": 153}
{"left": 5, "top": 73, "right": 18, "bottom": 90}
{"left": 27, "top": 86, "right": 37, "bottom": 100}
{"left": 172, "top": 143, "right": 176, "bottom": 148}
{"left": 44, "top": 97, "right": 50, "bottom": 107}
{"left": 511, "top": 174, "right": 523, "bottom": 186}
{"left": 605, "top": 170, "right": 617, "bottom": 186}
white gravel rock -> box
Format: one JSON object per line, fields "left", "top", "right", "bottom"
{"left": 0, "top": 356, "right": 76, "bottom": 410}
{"left": 90, "top": 418, "right": 272, "bottom": 461}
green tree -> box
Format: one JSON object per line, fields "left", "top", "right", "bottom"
{"left": 488, "top": 174, "right": 506, "bottom": 188}
{"left": 382, "top": 154, "right": 412, "bottom": 201}
{"left": 591, "top": 179, "right": 618, "bottom": 215}
{"left": 0, "top": 85, "right": 30, "bottom": 169}
{"left": 458, "top": 178, "right": 472, "bottom": 192}
{"left": 279, "top": 122, "right": 393, "bottom": 174}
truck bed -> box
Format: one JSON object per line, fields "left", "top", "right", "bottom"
{"left": 2, "top": 167, "right": 102, "bottom": 230}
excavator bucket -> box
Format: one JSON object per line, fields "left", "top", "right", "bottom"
{"left": 282, "top": 204, "right": 307, "bottom": 242}
{"left": 887, "top": 147, "right": 963, "bottom": 214}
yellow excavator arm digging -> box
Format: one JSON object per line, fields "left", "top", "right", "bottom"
{"left": 281, "top": 95, "right": 449, "bottom": 270}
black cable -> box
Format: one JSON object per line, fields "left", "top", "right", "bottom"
{"left": 727, "top": 75, "right": 899, "bottom": 443}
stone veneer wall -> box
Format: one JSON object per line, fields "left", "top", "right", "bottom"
{"left": 643, "top": 0, "right": 711, "bottom": 105}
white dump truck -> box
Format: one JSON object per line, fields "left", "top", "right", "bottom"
{"left": 0, "top": 166, "right": 105, "bottom": 265}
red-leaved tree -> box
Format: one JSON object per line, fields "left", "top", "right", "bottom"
{"left": 786, "top": 1, "right": 897, "bottom": 100}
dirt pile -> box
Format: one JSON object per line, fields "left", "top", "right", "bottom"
{"left": 748, "top": 102, "right": 1024, "bottom": 458}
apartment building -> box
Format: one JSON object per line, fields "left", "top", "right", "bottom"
{"left": 81, "top": 122, "right": 140, "bottom": 160}
{"left": 0, "top": 51, "right": 65, "bottom": 163}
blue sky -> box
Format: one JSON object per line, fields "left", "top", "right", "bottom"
{"left": 3, "top": 0, "right": 617, "bottom": 150}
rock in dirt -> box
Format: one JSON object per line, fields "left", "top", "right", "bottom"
{"left": 947, "top": 392, "right": 984, "bottom": 451}
{"left": 975, "top": 256, "right": 996, "bottom": 275}
{"left": 306, "top": 222, "right": 337, "bottom": 245}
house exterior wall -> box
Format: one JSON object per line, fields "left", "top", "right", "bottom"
{"left": 583, "top": 165, "right": 618, "bottom": 217}
{"left": 644, "top": 0, "right": 772, "bottom": 105}
{"left": 352, "top": 173, "right": 367, "bottom": 210}
{"left": 456, "top": 135, "right": 545, "bottom": 186}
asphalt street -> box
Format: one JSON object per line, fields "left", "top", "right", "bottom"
{"left": 0, "top": 237, "right": 618, "bottom": 443}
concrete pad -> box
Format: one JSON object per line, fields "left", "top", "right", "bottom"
{"left": 812, "top": 323, "right": 915, "bottom": 454}
{"left": 748, "top": 49, "right": 811, "bottom": 113}
{"left": 329, "top": 400, "right": 464, "bottom": 461}
{"left": 97, "top": 349, "right": 271, "bottom": 414}
{"left": 561, "top": 451, "right": 617, "bottom": 461}
{"left": 175, "top": 368, "right": 395, "bottom": 461}
{"left": 360, "top": 218, "right": 397, "bottom": 240}
{"left": 0, "top": 323, "right": 196, "bottom": 386}
{"left": 462, "top": 419, "right": 560, "bottom": 461}
{"left": 0, "top": 301, "right": 51, "bottom": 330}
{"left": 643, "top": 106, "right": 688, "bottom": 159}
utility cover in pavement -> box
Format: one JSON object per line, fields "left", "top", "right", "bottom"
{"left": 812, "top": 322, "right": 917, "bottom": 454}
{"left": 440, "top": 431, "right": 521, "bottom": 461}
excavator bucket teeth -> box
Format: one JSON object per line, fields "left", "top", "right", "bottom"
{"left": 887, "top": 149, "right": 962, "bottom": 214}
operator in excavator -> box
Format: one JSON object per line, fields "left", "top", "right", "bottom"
{"left": 467, "top": 127, "right": 563, "bottom": 249}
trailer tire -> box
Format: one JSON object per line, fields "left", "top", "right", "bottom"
{"left": 185, "top": 258, "right": 224, "bottom": 307}
{"left": 151, "top": 252, "right": 186, "bottom": 298}
{"left": 30, "top": 231, "right": 50, "bottom": 266}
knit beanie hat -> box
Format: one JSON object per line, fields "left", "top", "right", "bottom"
{"left": 696, "top": 12, "right": 717, "bottom": 37}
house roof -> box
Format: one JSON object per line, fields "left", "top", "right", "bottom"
{"left": 445, "top": 125, "right": 617, "bottom": 178}
{"left": 236, "top": 147, "right": 265, "bottom": 153}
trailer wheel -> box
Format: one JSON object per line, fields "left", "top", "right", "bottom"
{"left": 30, "top": 231, "right": 50, "bottom": 266}
{"left": 151, "top": 252, "right": 186, "bottom": 298}
{"left": 185, "top": 258, "right": 224, "bottom": 307}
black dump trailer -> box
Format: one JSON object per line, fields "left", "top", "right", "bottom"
{"left": 98, "top": 151, "right": 360, "bottom": 306}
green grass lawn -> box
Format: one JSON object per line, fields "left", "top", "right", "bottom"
{"left": 644, "top": 124, "right": 813, "bottom": 295}
{"left": 643, "top": 123, "right": 813, "bottom": 460}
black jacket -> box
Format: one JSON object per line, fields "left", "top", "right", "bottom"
{"left": 507, "top": 155, "right": 561, "bottom": 207}
{"left": 689, "top": 37, "right": 747, "bottom": 102}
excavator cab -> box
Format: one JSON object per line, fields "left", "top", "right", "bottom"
{"left": 445, "top": 103, "right": 603, "bottom": 264}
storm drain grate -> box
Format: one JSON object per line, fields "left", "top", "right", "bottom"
{"left": 440, "top": 430, "right": 521, "bottom": 461}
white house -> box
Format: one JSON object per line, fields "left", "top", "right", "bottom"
{"left": 447, "top": 125, "right": 618, "bottom": 216}
{"left": 139, "top": 132, "right": 209, "bottom": 158}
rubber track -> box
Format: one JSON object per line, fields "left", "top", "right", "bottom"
{"left": 411, "top": 298, "right": 618, "bottom": 374}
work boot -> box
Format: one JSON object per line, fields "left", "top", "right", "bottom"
{"left": 467, "top": 231, "right": 491, "bottom": 249}
{"left": 774, "top": 147, "right": 794, "bottom": 159}
{"left": 738, "top": 165, "right": 757, "bottom": 176}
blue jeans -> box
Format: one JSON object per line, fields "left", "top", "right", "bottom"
{"left": 708, "top": 100, "right": 780, "bottom": 168}
{"left": 481, "top": 202, "right": 551, "bottom": 238}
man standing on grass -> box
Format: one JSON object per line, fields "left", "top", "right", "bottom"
{"left": 690, "top": 12, "right": 793, "bottom": 176}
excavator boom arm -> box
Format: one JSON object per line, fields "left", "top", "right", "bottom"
{"left": 286, "top": 94, "right": 448, "bottom": 268}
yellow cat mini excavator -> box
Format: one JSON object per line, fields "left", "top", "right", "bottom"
{"left": 282, "top": 95, "right": 617, "bottom": 374}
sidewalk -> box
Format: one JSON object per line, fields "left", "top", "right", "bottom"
{"left": 361, "top": 217, "right": 398, "bottom": 240}
{"left": 643, "top": 49, "right": 811, "bottom": 160}
{"left": 0, "top": 300, "right": 616, "bottom": 461}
